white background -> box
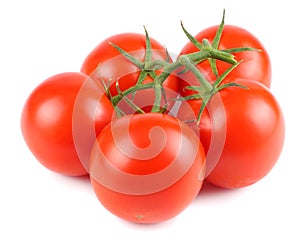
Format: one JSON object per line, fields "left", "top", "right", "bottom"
{"left": 1, "top": 0, "right": 299, "bottom": 243}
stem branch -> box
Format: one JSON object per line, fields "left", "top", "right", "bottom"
{"left": 178, "top": 55, "right": 213, "bottom": 93}
{"left": 111, "top": 83, "right": 155, "bottom": 106}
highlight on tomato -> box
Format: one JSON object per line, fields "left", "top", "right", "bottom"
{"left": 21, "top": 72, "right": 114, "bottom": 176}
{"left": 89, "top": 113, "right": 206, "bottom": 223}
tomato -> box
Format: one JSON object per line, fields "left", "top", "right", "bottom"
{"left": 178, "top": 25, "right": 271, "bottom": 97}
{"left": 81, "top": 33, "right": 179, "bottom": 113}
{"left": 177, "top": 79, "right": 285, "bottom": 188}
{"left": 21, "top": 72, "right": 114, "bottom": 176}
{"left": 89, "top": 113, "right": 206, "bottom": 223}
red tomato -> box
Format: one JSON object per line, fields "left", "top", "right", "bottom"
{"left": 81, "top": 33, "right": 178, "bottom": 113}
{"left": 21, "top": 72, "right": 114, "bottom": 176}
{"left": 177, "top": 79, "right": 285, "bottom": 188}
{"left": 89, "top": 113, "right": 206, "bottom": 223}
{"left": 178, "top": 25, "right": 271, "bottom": 97}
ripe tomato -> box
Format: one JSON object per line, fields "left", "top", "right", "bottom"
{"left": 89, "top": 113, "right": 206, "bottom": 223}
{"left": 21, "top": 72, "right": 114, "bottom": 176}
{"left": 81, "top": 33, "right": 179, "bottom": 113}
{"left": 177, "top": 79, "right": 285, "bottom": 188}
{"left": 178, "top": 25, "right": 271, "bottom": 97}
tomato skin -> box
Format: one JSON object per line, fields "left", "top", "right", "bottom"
{"left": 89, "top": 113, "right": 206, "bottom": 223}
{"left": 179, "top": 25, "right": 271, "bottom": 97}
{"left": 21, "top": 72, "right": 114, "bottom": 176}
{"left": 81, "top": 33, "right": 178, "bottom": 113}
{"left": 177, "top": 79, "right": 285, "bottom": 188}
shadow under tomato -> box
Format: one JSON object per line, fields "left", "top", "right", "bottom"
{"left": 118, "top": 215, "right": 176, "bottom": 229}
{"left": 48, "top": 171, "right": 92, "bottom": 191}
{"left": 195, "top": 181, "right": 243, "bottom": 202}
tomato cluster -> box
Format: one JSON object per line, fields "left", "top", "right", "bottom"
{"left": 21, "top": 12, "right": 285, "bottom": 224}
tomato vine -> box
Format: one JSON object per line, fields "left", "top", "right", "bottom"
{"left": 105, "top": 10, "right": 257, "bottom": 119}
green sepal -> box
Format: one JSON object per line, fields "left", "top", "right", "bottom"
{"left": 208, "top": 9, "right": 226, "bottom": 77}
{"left": 136, "top": 70, "right": 148, "bottom": 85}
{"left": 213, "top": 61, "right": 242, "bottom": 87}
{"left": 109, "top": 41, "right": 144, "bottom": 69}
{"left": 115, "top": 79, "right": 145, "bottom": 114}
{"left": 217, "top": 82, "right": 249, "bottom": 92}
{"left": 165, "top": 49, "right": 172, "bottom": 63}
{"left": 196, "top": 100, "right": 208, "bottom": 125}
{"left": 143, "top": 26, "right": 152, "bottom": 64}
{"left": 181, "top": 21, "right": 203, "bottom": 50}
{"left": 211, "top": 9, "right": 225, "bottom": 49}
{"left": 223, "top": 47, "right": 262, "bottom": 53}
{"left": 174, "top": 94, "right": 203, "bottom": 101}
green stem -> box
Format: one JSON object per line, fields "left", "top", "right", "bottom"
{"left": 201, "top": 40, "right": 237, "bottom": 65}
{"left": 115, "top": 80, "right": 145, "bottom": 114}
{"left": 178, "top": 55, "right": 213, "bottom": 93}
{"left": 145, "top": 59, "right": 181, "bottom": 73}
{"left": 145, "top": 48, "right": 236, "bottom": 81}
{"left": 150, "top": 64, "right": 180, "bottom": 113}
{"left": 111, "top": 83, "right": 155, "bottom": 106}
{"left": 108, "top": 13, "right": 250, "bottom": 116}
{"left": 111, "top": 46, "right": 235, "bottom": 110}
{"left": 151, "top": 84, "right": 162, "bottom": 112}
